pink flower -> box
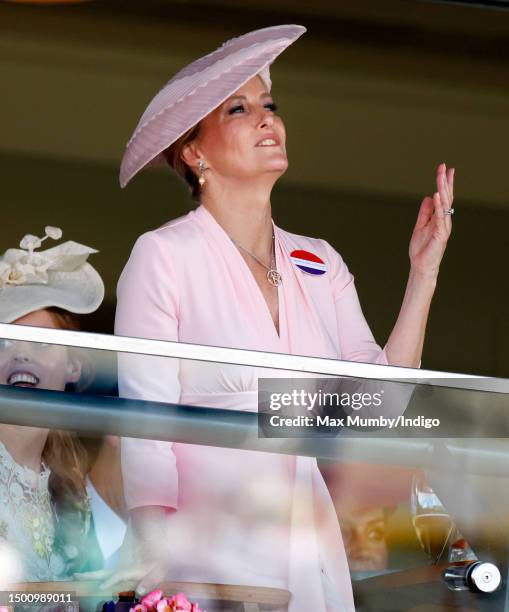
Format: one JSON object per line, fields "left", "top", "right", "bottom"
{"left": 140, "top": 590, "right": 164, "bottom": 611}
{"left": 168, "top": 593, "right": 192, "bottom": 611}
{"left": 155, "top": 598, "right": 173, "bottom": 612}
{"left": 132, "top": 591, "right": 202, "bottom": 612}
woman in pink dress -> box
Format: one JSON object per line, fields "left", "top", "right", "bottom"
{"left": 109, "top": 25, "right": 454, "bottom": 611}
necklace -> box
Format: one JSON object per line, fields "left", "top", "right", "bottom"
{"left": 230, "top": 233, "right": 282, "bottom": 287}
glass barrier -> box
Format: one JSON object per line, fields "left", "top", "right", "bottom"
{"left": 0, "top": 324, "right": 508, "bottom": 612}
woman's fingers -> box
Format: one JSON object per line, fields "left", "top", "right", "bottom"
{"left": 98, "top": 562, "right": 167, "bottom": 596}
{"left": 436, "top": 163, "right": 447, "bottom": 202}
{"left": 440, "top": 174, "right": 453, "bottom": 233}
{"left": 433, "top": 192, "right": 447, "bottom": 237}
{"left": 436, "top": 164, "right": 450, "bottom": 206}
{"left": 136, "top": 564, "right": 169, "bottom": 596}
{"left": 447, "top": 167, "right": 455, "bottom": 199}
{"left": 414, "top": 196, "right": 434, "bottom": 230}
{"left": 435, "top": 163, "right": 454, "bottom": 234}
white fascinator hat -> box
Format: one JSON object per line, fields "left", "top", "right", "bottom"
{"left": 0, "top": 226, "right": 105, "bottom": 323}
{"left": 119, "top": 24, "right": 306, "bottom": 188}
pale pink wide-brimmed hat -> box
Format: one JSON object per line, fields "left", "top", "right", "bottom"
{"left": 119, "top": 24, "right": 306, "bottom": 188}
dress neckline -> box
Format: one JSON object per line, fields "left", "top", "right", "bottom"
{"left": 0, "top": 440, "right": 50, "bottom": 490}
{"left": 193, "top": 204, "right": 285, "bottom": 343}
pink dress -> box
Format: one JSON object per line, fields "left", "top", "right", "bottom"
{"left": 115, "top": 204, "right": 388, "bottom": 612}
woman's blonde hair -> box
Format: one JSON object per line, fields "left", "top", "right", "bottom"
{"left": 43, "top": 307, "right": 88, "bottom": 497}
{"left": 163, "top": 123, "right": 202, "bottom": 201}
{"left": 42, "top": 307, "right": 98, "bottom": 573}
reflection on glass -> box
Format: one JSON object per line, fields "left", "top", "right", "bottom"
{"left": 0, "top": 314, "right": 87, "bottom": 582}
{"left": 0, "top": 329, "right": 506, "bottom": 612}
{"left": 448, "top": 537, "right": 477, "bottom": 564}
{"left": 340, "top": 508, "right": 388, "bottom": 572}
{"left": 411, "top": 473, "right": 455, "bottom": 563}
{"left": 0, "top": 313, "right": 116, "bottom": 583}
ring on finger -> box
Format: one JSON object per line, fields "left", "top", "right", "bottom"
{"left": 444, "top": 208, "right": 454, "bottom": 216}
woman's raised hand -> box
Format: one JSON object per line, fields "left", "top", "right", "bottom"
{"left": 409, "top": 163, "right": 455, "bottom": 279}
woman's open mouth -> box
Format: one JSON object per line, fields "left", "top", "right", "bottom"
{"left": 256, "top": 138, "right": 278, "bottom": 147}
{"left": 255, "top": 133, "right": 280, "bottom": 147}
{"left": 7, "top": 372, "right": 40, "bottom": 387}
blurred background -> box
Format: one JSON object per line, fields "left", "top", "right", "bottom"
{"left": 0, "top": 0, "right": 508, "bottom": 376}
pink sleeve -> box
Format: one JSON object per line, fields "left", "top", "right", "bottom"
{"left": 115, "top": 231, "right": 180, "bottom": 511}
{"left": 324, "top": 241, "right": 388, "bottom": 366}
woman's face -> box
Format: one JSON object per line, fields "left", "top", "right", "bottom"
{"left": 190, "top": 75, "right": 288, "bottom": 182}
{"left": 0, "top": 309, "right": 81, "bottom": 391}
{"left": 340, "top": 508, "right": 389, "bottom": 572}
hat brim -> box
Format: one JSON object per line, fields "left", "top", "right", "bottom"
{"left": 119, "top": 25, "right": 305, "bottom": 188}
{"left": 0, "top": 263, "right": 105, "bottom": 324}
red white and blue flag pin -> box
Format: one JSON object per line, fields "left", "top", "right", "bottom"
{"left": 290, "top": 250, "right": 327, "bottom": 276}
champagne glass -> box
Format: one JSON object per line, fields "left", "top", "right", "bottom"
{"left": 411, "top": 473, "right": 457, "bottom": 564}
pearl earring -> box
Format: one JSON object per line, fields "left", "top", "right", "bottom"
{"left": 198, "top": 159, "right": 206, "bottom": 186}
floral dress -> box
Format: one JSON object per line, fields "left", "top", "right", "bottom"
{"left": 0, "top": 441, "right": 65, "bottom": 582}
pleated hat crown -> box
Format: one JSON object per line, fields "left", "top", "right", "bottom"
{"left": 119, "top": 24, "right": 306, "bottom": 188}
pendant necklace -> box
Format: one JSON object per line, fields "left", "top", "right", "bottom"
{"left": 230, "top": 233, "right": 282, "bottom": 287}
